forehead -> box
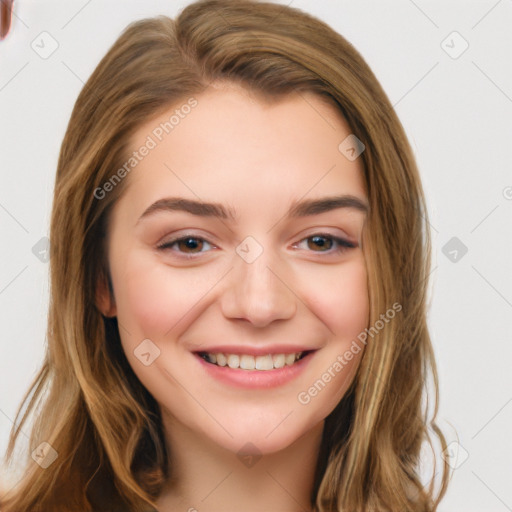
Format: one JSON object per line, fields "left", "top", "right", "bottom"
{"left": 118, "top": 85, "right": 366, "bottom": 220}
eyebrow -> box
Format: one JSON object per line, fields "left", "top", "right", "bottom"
{"left": 137, "top": 194, "right": 368, "bottom": 224}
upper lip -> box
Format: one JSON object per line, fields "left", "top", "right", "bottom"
{"left": 192, "top": 344, "right": 318, "bottom": 356}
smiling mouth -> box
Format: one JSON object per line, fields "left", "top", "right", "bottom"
{"left": 197, "top": 351, "right": 312, "bottom": 371}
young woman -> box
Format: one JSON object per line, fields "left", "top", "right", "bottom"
{"left": 0, "top": 0, "right": 450, "bottom": 510}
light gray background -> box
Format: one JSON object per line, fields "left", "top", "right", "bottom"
{"left": 1, "top": 1, "right": 511, "bottom": 510}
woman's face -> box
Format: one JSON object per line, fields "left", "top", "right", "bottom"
{"left": 100, "top": 84, "right": 369, "bottom": 455}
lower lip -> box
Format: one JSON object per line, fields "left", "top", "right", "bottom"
{"left": 194, "top": 352, "right": 315, "bottom": 389}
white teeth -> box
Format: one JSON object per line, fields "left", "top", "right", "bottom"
{"left": 203, "top": 351, "right": 304, "bottom": 370}
{"left": 285, "top": 353, "right": 296, "bottom": 366}
{"left": 216, "top": 353, "right": 227, "bottom": 366}
{"left": 240, "top": 354, "right": 256, "bottom": 370}
{"left": 255, "top": 355, "right": 273, "bottom": 370}
{"left": 272, "top": 354, "right": 285, "bottom": 368}
{"left": 227, "top": 354, "right": 240, "bottom": 369}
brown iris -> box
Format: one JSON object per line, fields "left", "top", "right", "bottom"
{"left": 307, "top": 235, "right": 333, "bottom": 251}
{"left": 176, "top": 237, "right": 204, "bottom": 253}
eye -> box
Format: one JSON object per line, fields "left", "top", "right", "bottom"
{"left": 157, "top": 235, "right": 214, "bottom": 256}
{"left": 156, "top": 233, "right": 356, "bottom": 258}
{"left": 293, "top": 233, "right": 356, "bottom": 254}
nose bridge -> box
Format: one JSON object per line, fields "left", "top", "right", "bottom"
{"left": 221, "top": 238, "right": 296, "bottom": 326}
{"left": 241, "top": 251, "right": 276, "bottom": 298}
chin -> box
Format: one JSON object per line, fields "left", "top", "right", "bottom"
{"left": 191, "top": 406, "right": 324, "bottom": 457}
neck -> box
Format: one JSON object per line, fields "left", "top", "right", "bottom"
{"left": 155, "top": 411, "right": 324, "bottom": 512}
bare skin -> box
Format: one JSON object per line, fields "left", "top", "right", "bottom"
{"left": 97, "top": 83, "right": 369, "bottom": 511}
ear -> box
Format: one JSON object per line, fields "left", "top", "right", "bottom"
{"left": 95, "top": 271, "right": 117, "bottom": 317}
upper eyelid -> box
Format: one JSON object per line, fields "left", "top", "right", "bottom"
{"left": 293, "top": 233, "right": 355, "bottom": 245}
{"left": 157, "top": 233, "right": 217, "bottom": 248}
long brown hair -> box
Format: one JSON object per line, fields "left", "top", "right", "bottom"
{"left": 0, "top": 1, "right": 450, "bottom": 510}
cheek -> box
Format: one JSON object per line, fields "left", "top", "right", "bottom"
{"left": 301, "top": 278, "right": 368, "bottom": 421}
{"left": 111, "top": 251, "right": 207, "bottom": 339}
{"left": 292, "top": 257, "right": 368, "bottom": 414}
{"left": 311, "top": 257, "right": 369, "bottom": 337}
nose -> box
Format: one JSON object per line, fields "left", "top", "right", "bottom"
{"left": 220, "top": 244, "right": 297, "bottom": 328}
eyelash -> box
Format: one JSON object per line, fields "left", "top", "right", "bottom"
{"left": 156, "top": 233, "right": 356, "bottom": 258}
